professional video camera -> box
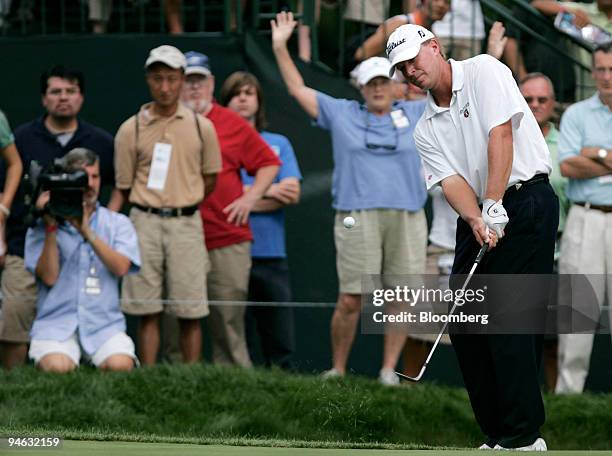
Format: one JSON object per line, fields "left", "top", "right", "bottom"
{"left": 24, "top": 158, "right": 88, "bottom": 223}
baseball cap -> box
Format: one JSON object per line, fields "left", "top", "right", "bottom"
{"left": 145, "top": 45, "right": 187, "bottom": 70}
{"left": 386, "top": 24, "right": 435, "bottom": 77}
{"left": 353, "top": 57, "right": 392, "bottom": 86}
{"left": 184, "top": 51, "right": 212, "bottom": 76}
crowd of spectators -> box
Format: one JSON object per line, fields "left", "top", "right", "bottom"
{"left": 0, "top": 2, "right": 610, "bottom": 393}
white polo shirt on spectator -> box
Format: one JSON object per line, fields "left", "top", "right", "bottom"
{"left": 414, "top": 55, "right": 551, "bottom": 201}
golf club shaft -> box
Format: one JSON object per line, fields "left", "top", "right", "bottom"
{"left": 397, "top": 242, "right": 489, "bottom": 382}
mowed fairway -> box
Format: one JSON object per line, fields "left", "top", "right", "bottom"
{"left": 7, "top": 441, "right": 612, "bottom": 456}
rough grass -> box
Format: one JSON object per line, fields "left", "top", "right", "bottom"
{"left": 1, "top": 364, "right": 610, "bottom": 450}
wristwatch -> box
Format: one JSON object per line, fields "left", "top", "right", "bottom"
{"left": 597, "top": 148, "right": 608, "bottom": 160}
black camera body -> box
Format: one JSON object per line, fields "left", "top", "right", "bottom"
{"left": 27, "top": 159, "right": 88, "bottom": 220}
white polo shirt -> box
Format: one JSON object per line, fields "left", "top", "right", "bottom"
{"left": 414, "top": 55, "right": 551, "bottom": 201}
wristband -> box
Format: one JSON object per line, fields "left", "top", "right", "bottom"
{"left": 45, "top": 224, "right": 58, "bottom": 234}
{"left": 0, "top": 203, "right": 10, "bottom": 217}
{"left": 87, "top": 232, "right": 97, "bottom": 243}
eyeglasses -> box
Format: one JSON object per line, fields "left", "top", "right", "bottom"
{"left": 364, "top": 111, "right": 399, "bottom": 151}
{"left": 524, "top": 96, "right": 551, "bottom": 104}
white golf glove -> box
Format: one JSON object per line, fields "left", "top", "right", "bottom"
{"left": 482, "top": 199, "right": 509, "bottom": 239}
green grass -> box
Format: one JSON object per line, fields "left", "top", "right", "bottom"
{"left": 6, "top": 441, "right": 612, "bottom": 456}
{"left": 1, "top": 364, "right": 611, "bottom": 450}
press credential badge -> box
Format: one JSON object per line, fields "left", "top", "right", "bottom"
{"left": 147, "top": 143, "right": 173, "bottom": 190}
{"left": 391, "top": 110, "right": 409, "bottom": 129}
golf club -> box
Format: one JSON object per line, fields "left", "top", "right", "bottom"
{"left": 396, "top": 242, "right": 489, "bottom": 382}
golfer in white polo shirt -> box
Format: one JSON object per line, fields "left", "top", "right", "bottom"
{"left": 386, "top": 24, "right": 559, "bottom": 451}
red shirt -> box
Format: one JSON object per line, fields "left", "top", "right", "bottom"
{"left": 200, "top": 104, "right": 281, "bottom": 250}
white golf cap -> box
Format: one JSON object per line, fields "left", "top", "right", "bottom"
{"left": 145, "top": 45, "right": 187, "bottom": 70}
{"left": 386, "top": 24, "right": 435, "bottom": 77}
{"left": 354, "top": 57, "right": 392, "bottom": 86}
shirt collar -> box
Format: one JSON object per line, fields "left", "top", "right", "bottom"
{"left": 545, "top": 122, "right": 558, "bottom": 141}
{"left": 587, "top": 93, "right": 612, "bottom": 112}
{"left": 139, "top": 101, "right": 189, "bottom": 125}
{"left": 35, "top": 115, "right": 83, "bottom": 139}
{"left": 424, "top": 59, "right": 463, "bottom": 119}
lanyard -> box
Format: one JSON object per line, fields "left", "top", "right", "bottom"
{"left": 86, "top": 209, "right": 99, "bottom": 277}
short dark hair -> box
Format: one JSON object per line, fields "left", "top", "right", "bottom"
{"left": 593, "top": 42, "right": 612, "bottom": 65}
{"left": 594, "top": 42, "right": 612, "bottom": 55}
{"left": 219, "top": 71, "right": 267, "bottom": 131}
{"left": 40, "top": 65, "right": 85, "bottom": 95}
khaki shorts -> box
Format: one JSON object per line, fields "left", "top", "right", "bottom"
{"left": 335, "top": 209, "right": 427, "bottom": 294}
{"left": 121, "top": 208, "right": 209, "bottom": 319}
{"left": 410, "top": 244, "right": 453, "bottom": 344}
{"left": 207, "top": 241, "right": 252, "bottom": 367}
{"left": 0, "top": 255, "right": 37, "bottom": 343}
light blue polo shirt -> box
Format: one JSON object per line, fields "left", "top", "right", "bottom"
{"left": 241, "top": 131, "right": 302, "bottom": 258}
{"left": 559, "top": 93, "right": 612, "bottom": 205}
{"left": 315, "top": 91, "right": 427, "bottom": 211}
{"left": 25, "top": 206, "right": 141, "bottom": 355}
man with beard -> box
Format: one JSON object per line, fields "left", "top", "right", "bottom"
{"left": 25, "top": 148, "right": 140, "bottom": 373}
{"left": 111, "top": 45, "right": 222, "bottom": 365}
{"left": 0, "top": 65, "right": 114, "bottom": 370}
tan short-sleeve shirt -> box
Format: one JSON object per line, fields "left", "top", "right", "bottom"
{"left": 114, "top": 102, "right": 221, "bottom": 208}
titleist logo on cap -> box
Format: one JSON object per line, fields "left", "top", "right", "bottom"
{"left": 386, "top": 38, "right": 406, "bottom": 56}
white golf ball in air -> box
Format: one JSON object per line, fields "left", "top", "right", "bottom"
{"left": 343, "top": 216, "right": 356, "bottom": 229}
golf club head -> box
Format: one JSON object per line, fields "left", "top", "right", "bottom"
{"left": 396, "top": 243, "right": 489, "bottom": 384}
{"left": 395, "top": 368, "right": 425, "bottom": 382}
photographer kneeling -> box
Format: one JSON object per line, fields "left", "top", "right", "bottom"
{"left": 25, "top": 148, "right": 141, "bottom": 373}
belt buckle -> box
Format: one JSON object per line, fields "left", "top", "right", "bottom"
{"left": 158, "top": 207, "right": 174, "bottom": 217}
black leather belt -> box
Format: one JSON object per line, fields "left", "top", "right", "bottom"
{"left": 505, "top": 173, "right": 549, "bottom": 196}
{"left": 133, "top": 204, "right": 198, "bottom": 217}
{"left": 575, "top": 202, "right": 612, "bottom": 213}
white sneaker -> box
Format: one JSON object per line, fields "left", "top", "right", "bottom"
{"left": 378, "top": 368, "right": 400, "bottom": 386}
{"left": 478, "top": 443, "right": 493, "bottom": 450}
{"left": 494, "top": 437, "right": 547, "bottom": 451}
{"left": 321, "top": 368, "right": 342, "bottom": 379}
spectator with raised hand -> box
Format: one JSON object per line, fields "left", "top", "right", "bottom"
{"left": 175, "top": 51, "right": 280, "bottom": 368}
{"left": 354, "top": 0, "right": 450, "bottom": 62}
{"left": 220, "top": 71, "right": 302, "bottom": 369}
{"left": 25, "top": 148, "right": 140, "bottom": 373}
{"left": 556, "top": 42, "right": 612, "bottom": 394}
{"left": 0, "top": 65, "right": 114, "bottom": 371}
{"left": 486, "top": 21, "right": 508, "bottom": 60}
{"left": 272, "top": 11, "right": 428, "bottom": 385}
{"left": 113, "top": 45, "right": 222, "bottom": 366}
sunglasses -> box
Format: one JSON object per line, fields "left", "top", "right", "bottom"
{"left": 524, "top": 96, "right": 550, "bottom": 104}
{"left": 364, "top": 111, "right": 399, "bottom": 151}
